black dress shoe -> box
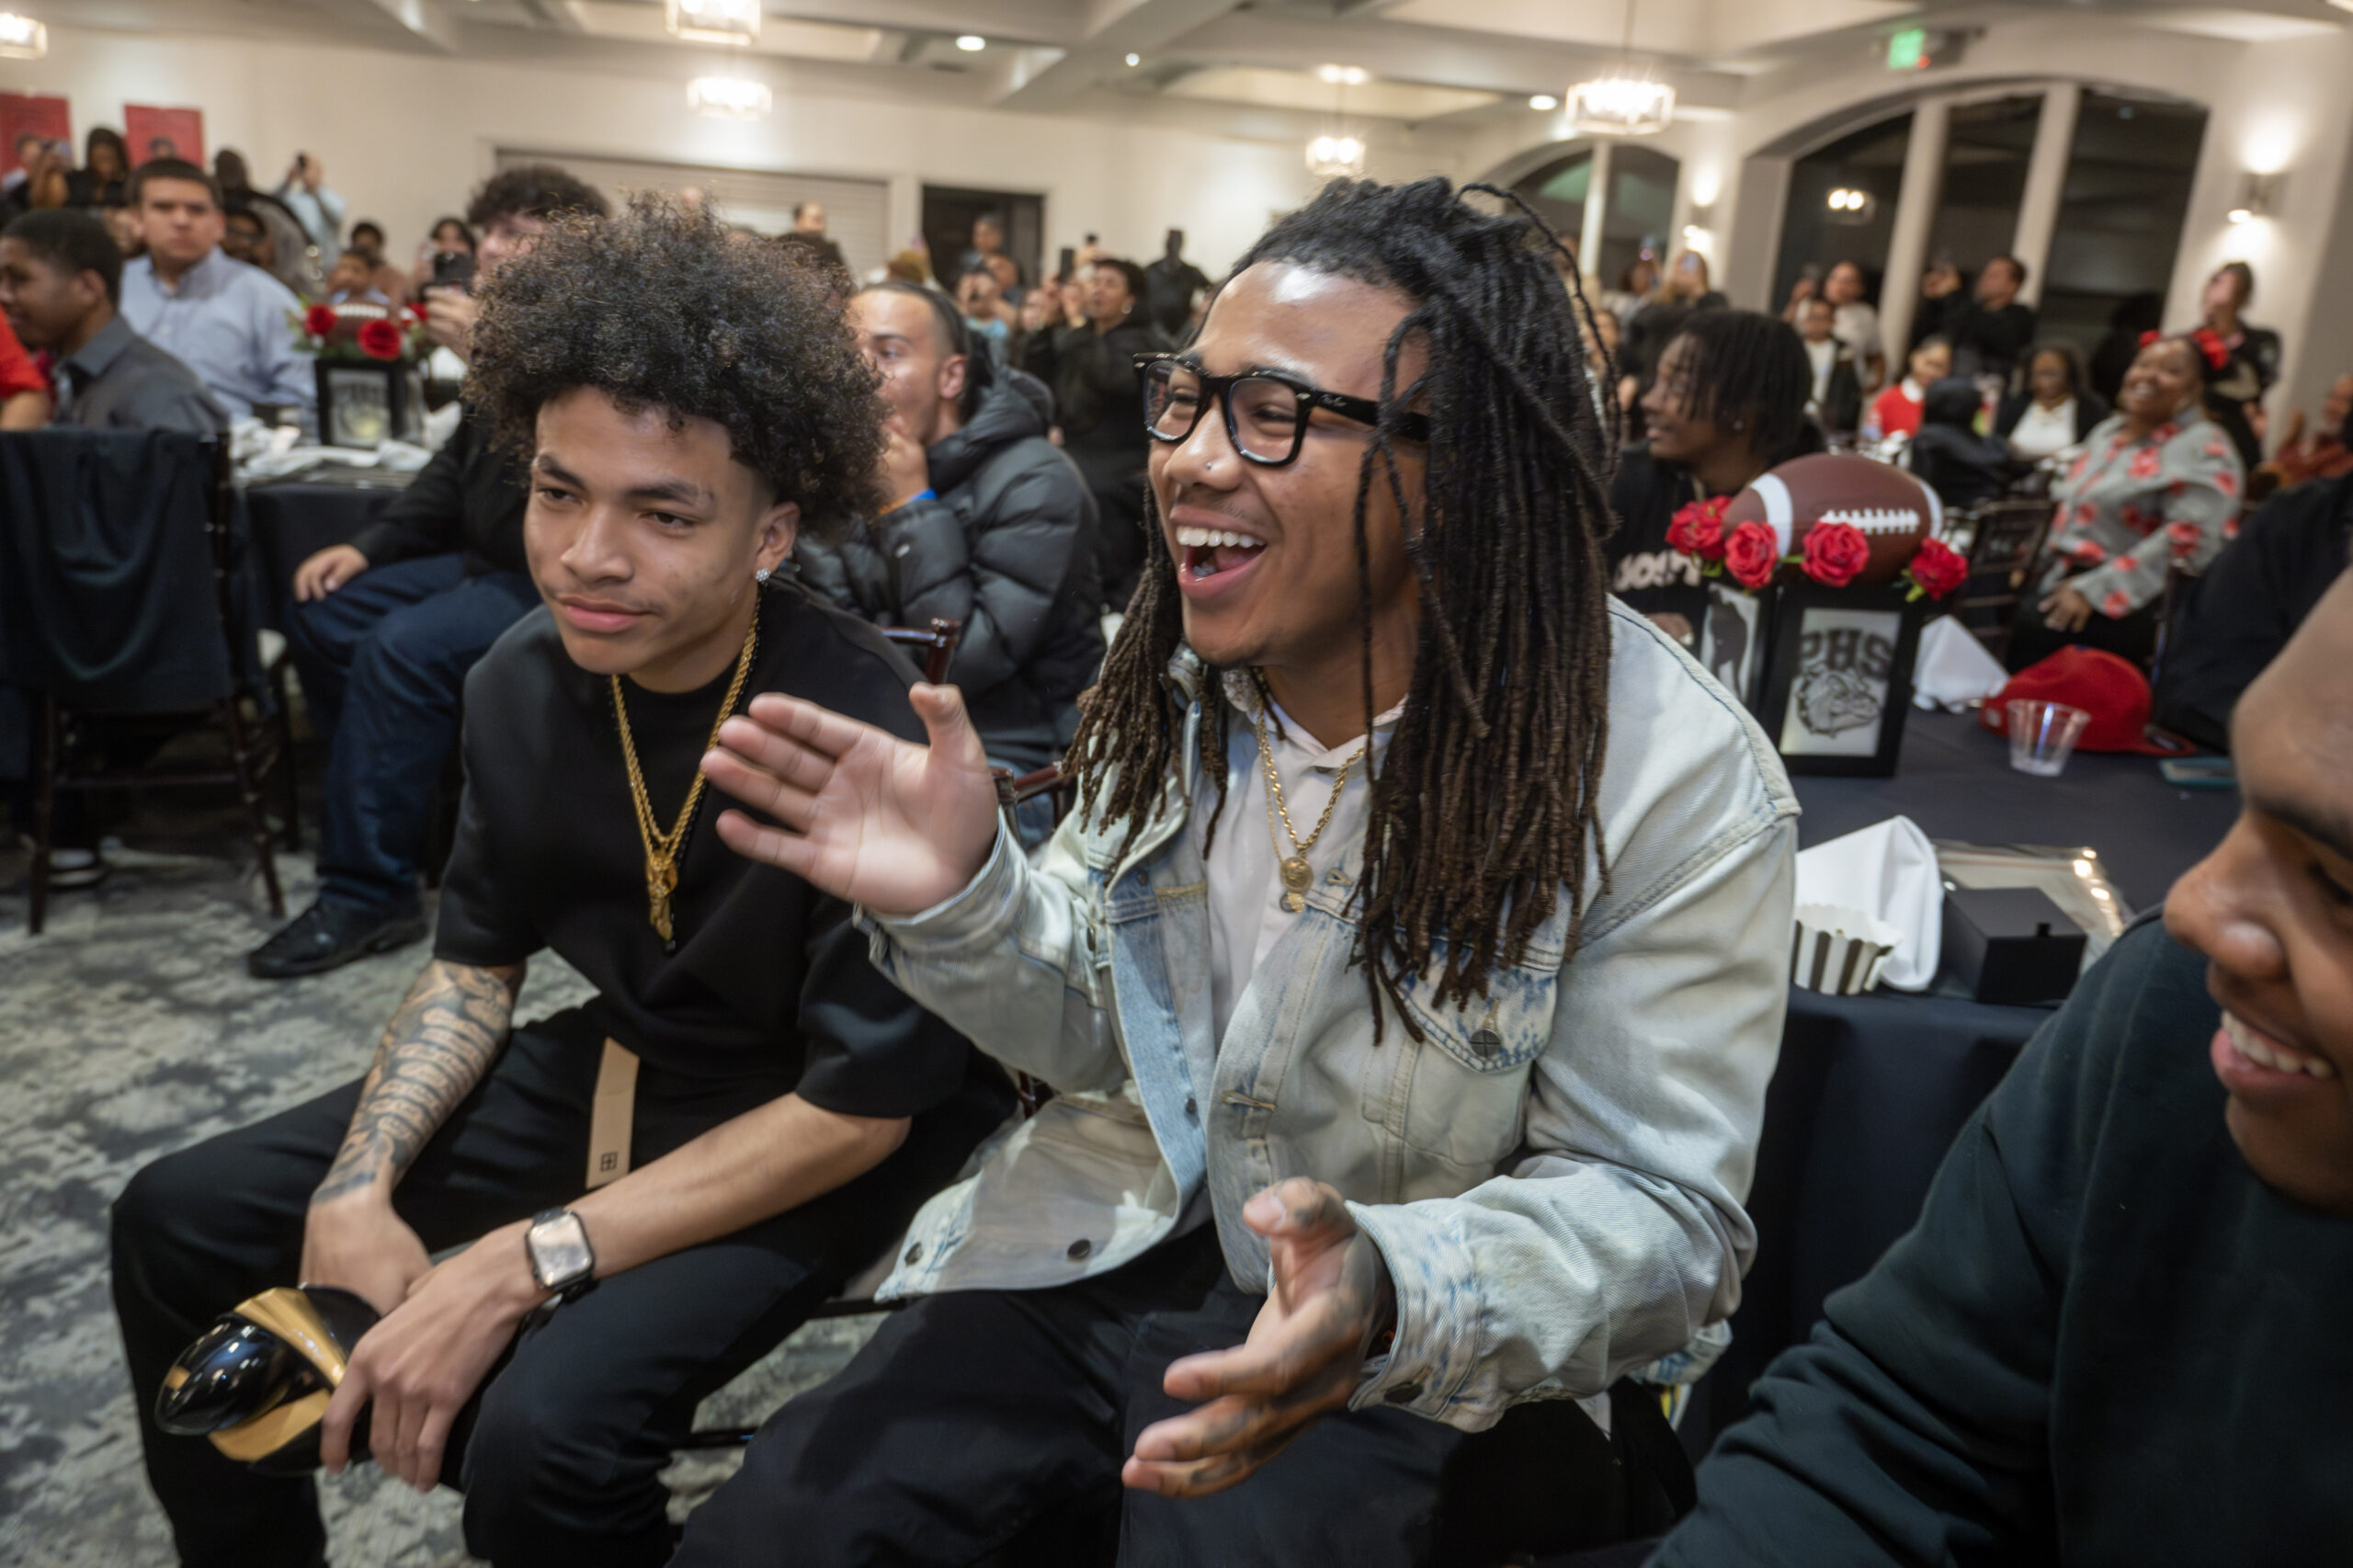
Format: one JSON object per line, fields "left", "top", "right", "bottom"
{"left": 247, "top": 899, "right": 429, "bottom": 980}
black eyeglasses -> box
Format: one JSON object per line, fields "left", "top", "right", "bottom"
{"left": 1134, "top": 353, "right": 1429, "bottom": 467}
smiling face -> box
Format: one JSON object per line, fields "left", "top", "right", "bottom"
{"left": 524, "top": 387, "right": 798, "bottom": 691}
{"left": 2165, "top": 575, "right": 2353, "bottom": 1217}
{"left": 1149, "top": 260, "right": 1425, "bottom": 678}
{"left": 2118, "top": 338, "right": 2199, "bottom": 426}
{"left": 1642, "top": 334, "right": 1733, "bottom": 466}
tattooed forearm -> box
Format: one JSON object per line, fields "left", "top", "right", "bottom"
{"left": 311, "top": 960, "right": 526, "bottom": 1206}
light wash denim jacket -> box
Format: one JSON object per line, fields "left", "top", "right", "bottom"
{"left": 869, "top": 602, "right": 1798, "bottom": 1431}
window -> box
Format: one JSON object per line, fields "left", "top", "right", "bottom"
{"left": 1923, "top": 95, "right": 2041, "bottom": 278}
{"left": 1774, "top": 112, "right": 1911, "bottom": 312}
{"left": 1600, "top": 143, "right": 1677, "bottom": 291}
{"left": 1510, "top": 150, "right": 1594, "bottom": 255}
{"left": 2041, "top": 93, "right": 2207, "bottom": 386}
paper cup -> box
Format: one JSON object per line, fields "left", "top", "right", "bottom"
{"left": 1790, "top": 903, "right": 1903, "bottom": 995}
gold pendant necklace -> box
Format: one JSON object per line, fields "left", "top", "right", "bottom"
{"left": 1249, "top": 682, "right": 1367, "bottom": 914}
{"left": 612, "top": 608, "right": 760, "bottom": 942}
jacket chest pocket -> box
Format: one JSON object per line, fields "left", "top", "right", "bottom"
{"left": 1370, "top": 964, "right": 1559, "bottom": 1170}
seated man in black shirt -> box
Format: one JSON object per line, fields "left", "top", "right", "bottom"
{"left": 2154, "top": 464, "right": 2352, "bottom": 752}
{"left": 249, "top": 165, "right": 609, "bottom": 979}
{"left": 1608, "top": 308, "right": 1814, "bottom": 648}
{"left": 110, "top": 196, "right": 1009, "bottom": 1568}
{"left": 1653, "top": 570, "right": 2353, "bottom": 1566}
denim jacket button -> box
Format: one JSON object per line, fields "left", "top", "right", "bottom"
{"left": 904, "top": 1242, "right": 924, "bottom": 1265}
{"left": 1384, "top": 1381, "right": 1423, "bottom": 1404}
{"left": 1066, "top": 1238, "right": 1093, "bottom": 1261}
{"left": 1471, "top": 1028, "right": 1502, "bottom": 1059}
{"left": 1185, "top": 1096, "right": 1199, "bottom": 1119}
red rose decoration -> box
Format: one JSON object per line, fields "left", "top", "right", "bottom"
{"left": 1799, "top": 520, "right": 1870, "bottom": 587}
{"left": 357, "top": 318, "right": 406, "bottom": 361}
{"left": 1666, "top": 495, "right": 1730, "bottom": 562}
{"left": 1904, "top": 537, "right": 1968, "bottom": 599}
{"left": 302, "top": 303, "right": 338, "bottom": 338}
{"left": 1722, "top": 520, "right": 1780, "bottom": 590}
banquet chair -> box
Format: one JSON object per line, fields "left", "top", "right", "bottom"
{"left": 881, "top": 617, "right": 961, "bottom": 684}
{"left": 2, "top": 431, "right": 296, "bottom": 933}
{"left": 1954, "top": 496, "right": 2058, "bottom": 655}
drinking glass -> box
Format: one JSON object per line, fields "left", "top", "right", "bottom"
{"left": 2007, "top": 699, "right": 2090, "bottom": 777}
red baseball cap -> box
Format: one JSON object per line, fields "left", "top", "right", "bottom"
{"left": 1977, "top": 646, "right": 2186, "bottom": 756}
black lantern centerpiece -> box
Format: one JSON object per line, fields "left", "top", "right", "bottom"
{"left": 1678, "top": 454, "right": 1971, "bottom": 776}
{"left": 295, "top": 301, "right": 429, "bottom": 449}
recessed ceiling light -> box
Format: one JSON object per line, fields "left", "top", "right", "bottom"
{"left": 1125, "top": 51, "right": 1141, "bottom": 66}
{"left": 955, "top": 33, "right": 986, "bottom": 51}
{"left": 1529, "top": 94, "right": 1559, "bottom": 110}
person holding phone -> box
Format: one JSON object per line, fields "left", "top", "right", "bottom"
{"left": 273, "top": 152, "right": 347, "bottom": 267}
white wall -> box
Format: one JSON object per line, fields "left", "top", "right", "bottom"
{"left": 0, "top": 23, "right": 1367, "bottom": 282}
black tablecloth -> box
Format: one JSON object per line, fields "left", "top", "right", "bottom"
{"left": 244, "top": 467, "right": 412, "bottom": 631}
{"left": 1688, "top": 709, "right": 2236, "bottom": 1453}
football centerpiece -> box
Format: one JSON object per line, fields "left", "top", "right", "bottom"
{"left": 1675, "top": 453, "right": 1969, "bottom": 776}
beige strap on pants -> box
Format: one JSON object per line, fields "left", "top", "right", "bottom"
{"left": 586, "top": 1038, "right": 639, "bottom": 1190}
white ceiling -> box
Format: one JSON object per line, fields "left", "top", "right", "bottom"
{"left": 27, "top": 0, "right": 2353, "bottom": 136}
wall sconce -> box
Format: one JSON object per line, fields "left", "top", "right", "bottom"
{"left": 1824, "top": 186, "right": 1878, "bottom": 223}
{"left": 2228, "top": 171, "right": 2282, "bottom": 224}
{"left": 0, "top": 11, "right": 46, "bottom": 59}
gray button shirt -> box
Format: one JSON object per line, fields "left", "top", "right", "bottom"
{"left": 55, "top": 315, "right": 230, "bottom": 436}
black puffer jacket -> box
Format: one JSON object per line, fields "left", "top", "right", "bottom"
{"left": 796, "top": 370, "right": 1104, "bottom": 770}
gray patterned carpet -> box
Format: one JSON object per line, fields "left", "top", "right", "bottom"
{"left": 0, "top": 785, "right": 879, "bottom": 1566}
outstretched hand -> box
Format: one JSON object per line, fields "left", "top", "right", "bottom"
{"left": 1123, "top": 1179, "right": 1395, "bottom": 1500}
{"left": 701, "top": 682, "right": 1001, "bottom": 917}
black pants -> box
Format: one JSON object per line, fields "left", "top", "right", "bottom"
{"left": 675, "top": 1227, "right": 1690, "bottom": 1567}
{"left": 2005, "top": 580, "right": 2162, "bottom": 672}
{"left": 110, "top": 1006, "right": 1004, "bottom": 1568}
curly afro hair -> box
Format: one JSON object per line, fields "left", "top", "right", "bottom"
{"left": 465, "top": 165, "right": 609, "bottom": 227}
{"left": 466, "top": 194, "right": 885, "bottom": 536}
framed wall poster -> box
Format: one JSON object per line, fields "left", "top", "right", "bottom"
{"left": 1754, "top": 581, "right": 1925, "bottom": 776}
{"left": 124, "top": 105, "right": 205, "bottom": 168}
{"left": 0, "top": 94, "right": 71, "bottom": 176}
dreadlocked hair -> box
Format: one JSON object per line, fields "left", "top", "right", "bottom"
{"left": 1066, "top": 176, "right": 1621, "bottom": 1039}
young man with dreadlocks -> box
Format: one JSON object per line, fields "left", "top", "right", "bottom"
{"left": 683, "top": 177, "right": 1798, "bottom": 1565}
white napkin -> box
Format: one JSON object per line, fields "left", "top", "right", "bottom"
{"left": 1794, "top": 816, "right": 1943, "bottom": 991}
{"left": 1911, "top": 615, "right": 2008, "bottom": 711}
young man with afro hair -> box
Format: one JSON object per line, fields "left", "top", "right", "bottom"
{"left": 251, "top": 163, "right": 610, "bottom": 979}
{"left": 110, "top": 196, "right": 1010, "bottom": 1568}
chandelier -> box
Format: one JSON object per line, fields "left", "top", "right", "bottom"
{"left": 0, "top": 11, "right": 46, "bottom": 59}
{"left": 688, "top": 76, "right": 772, "bottom": 119}
{"left": 666, "top": 0, "right": 758, "bottom": 47}
{"left": 1305, "top": 64, "right": 1369, "bottom": 178}
{"left": 1565, "top": 0, "right": 1674, "bottom": 136}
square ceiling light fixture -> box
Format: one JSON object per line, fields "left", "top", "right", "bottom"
{"left": 0, "top": 11, "right": 47, "bottom": 58}
{"left": 1565, "top": 0, "right": 1674, "bottom": 135}
{"left": 667, "top": 0, "right": 758, "bottom": 46}
{"left": 688, "top": 75, "right": 772, "bottom": 118}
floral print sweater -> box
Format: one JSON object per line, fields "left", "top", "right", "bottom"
{"left": 2038, "top": 408, "right": 2244, "bottom": 619}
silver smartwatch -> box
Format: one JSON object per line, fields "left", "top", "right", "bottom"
{"left": 525, "top": 1208, "right": 597, "bottom": 1302}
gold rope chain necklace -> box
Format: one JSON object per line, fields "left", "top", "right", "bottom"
{"left": 612, "top": 609, "right": 760, "bottom": 942}
{"left": 1249, "top": 680, "right": 1368, "bottom": 914}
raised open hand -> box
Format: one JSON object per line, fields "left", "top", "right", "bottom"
{"left": 702, "top": 682, "right": 1001, "bottom": 917}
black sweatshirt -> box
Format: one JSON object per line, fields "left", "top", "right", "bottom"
{"left": 1654, "top": 921, "right": 2353, "bottom": 1567}
{"left": 348, "top": 404, "right": 529, "bottom": 577}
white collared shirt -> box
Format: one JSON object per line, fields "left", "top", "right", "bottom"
{"left": 2009, "top": 398, "right": 2078, "bottom": 460}
{"left": 1195, "top": 671, "right": 1402, "bottom": 1044}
